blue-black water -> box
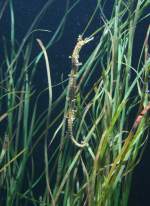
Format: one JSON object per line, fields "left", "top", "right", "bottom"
{"left": 0, "top": 0, "right": 150, "bottom": 205}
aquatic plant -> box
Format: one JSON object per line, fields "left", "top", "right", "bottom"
{"left": 0, "top": 0, "right": 150, "bottom": 206}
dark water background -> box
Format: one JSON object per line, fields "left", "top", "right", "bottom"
{"left": 0, "top": 0, "right": 150, "bottom": 205}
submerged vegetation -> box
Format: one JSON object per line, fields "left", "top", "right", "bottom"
{"left": 0, "top": 0, "right": 150, "bottom": 205}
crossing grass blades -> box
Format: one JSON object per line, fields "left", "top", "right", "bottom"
{"left": 0, "top": 0, "right": 150, "bottom": 206}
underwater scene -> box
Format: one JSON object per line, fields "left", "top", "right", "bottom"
{"left": 0, "top": 0, "right": 150, "bottom": 205}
